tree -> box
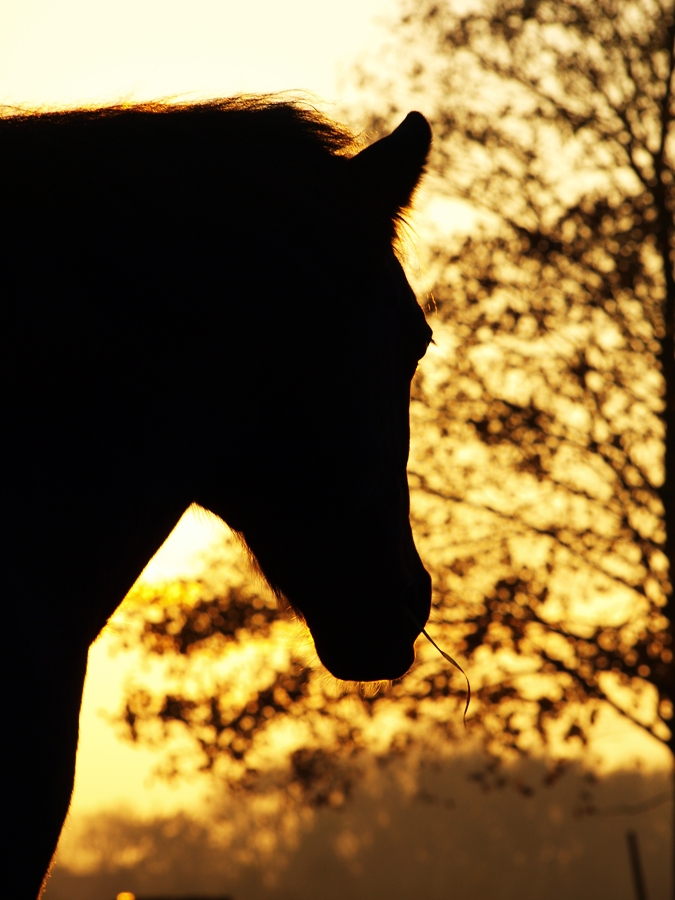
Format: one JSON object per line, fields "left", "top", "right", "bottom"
{"left": 351, "top": 0, "right": 674, "bottom": 760}
{"left": 111, "top": 0, "right": 673, "bottom": 801}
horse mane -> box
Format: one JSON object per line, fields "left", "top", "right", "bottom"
{"left": 0, "top": 94, "right": 357, "bottom": 148}
{"left": 0, "top": 94, "right": 357, "bottom": 154}
{"left": 0, "top": 96, "right": 415, "bottom": 243}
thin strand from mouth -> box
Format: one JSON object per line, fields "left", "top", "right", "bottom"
{"left": 401, "top": 604, "right": 471, "bottom": 728}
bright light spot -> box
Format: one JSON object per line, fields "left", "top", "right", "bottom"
{"left": 138, "top": 504, "right": 230, "bottom": 585}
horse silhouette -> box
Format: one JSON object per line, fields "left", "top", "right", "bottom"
{"left": 3, "top": 97, "right": 432, "bottom": 898}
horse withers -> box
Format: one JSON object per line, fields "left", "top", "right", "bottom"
{"left": 3, "top": 98, "right": 432, "bottom": 897}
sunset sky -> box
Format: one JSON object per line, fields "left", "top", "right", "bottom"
{"left": 6, "top": 0, "right": 669, "bottom": 810}
{"left": 1, "top": 0, "right": 394, "bottom": 111}
{"left": 5, "top": 3, "right": 671, "bottom": 897}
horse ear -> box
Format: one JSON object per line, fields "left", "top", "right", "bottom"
{"left": 350, "top": 111, "right": 431, "bottom": 218}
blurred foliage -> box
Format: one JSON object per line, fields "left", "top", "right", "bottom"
{"left": 112, "top": 0, "right": 673, "bottom": 804}
{"left": 113, "top": 578, "right": 377, "bottom": 808}
{"left": 355, "top": 0, "right": 674, "bottom": 756}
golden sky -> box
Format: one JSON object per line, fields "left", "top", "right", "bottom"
{"left": 1, "top": 0, "right": 394, "bottom": 109}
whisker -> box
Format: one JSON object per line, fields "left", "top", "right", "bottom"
{"left": 401, "top": 604, "right": 471, "bottom": 728}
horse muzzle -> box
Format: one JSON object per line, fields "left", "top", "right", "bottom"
{"left": 310, "top": 565, "right": 431, "bottom": 682}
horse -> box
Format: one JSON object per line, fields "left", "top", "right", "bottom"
{"left": 2, "top": 96, "right": 433, "bottom": 898}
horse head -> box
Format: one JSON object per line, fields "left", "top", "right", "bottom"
{"left": 203, "top": 112, "right": 433, "bottom": 682}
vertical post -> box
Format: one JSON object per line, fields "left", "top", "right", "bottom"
{"left": 626, "top": 830, "right": 648, "bottom": 900}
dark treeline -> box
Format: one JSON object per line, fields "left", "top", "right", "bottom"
{"left": 46, "top": 760, "right": 671, "bottom": 900}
